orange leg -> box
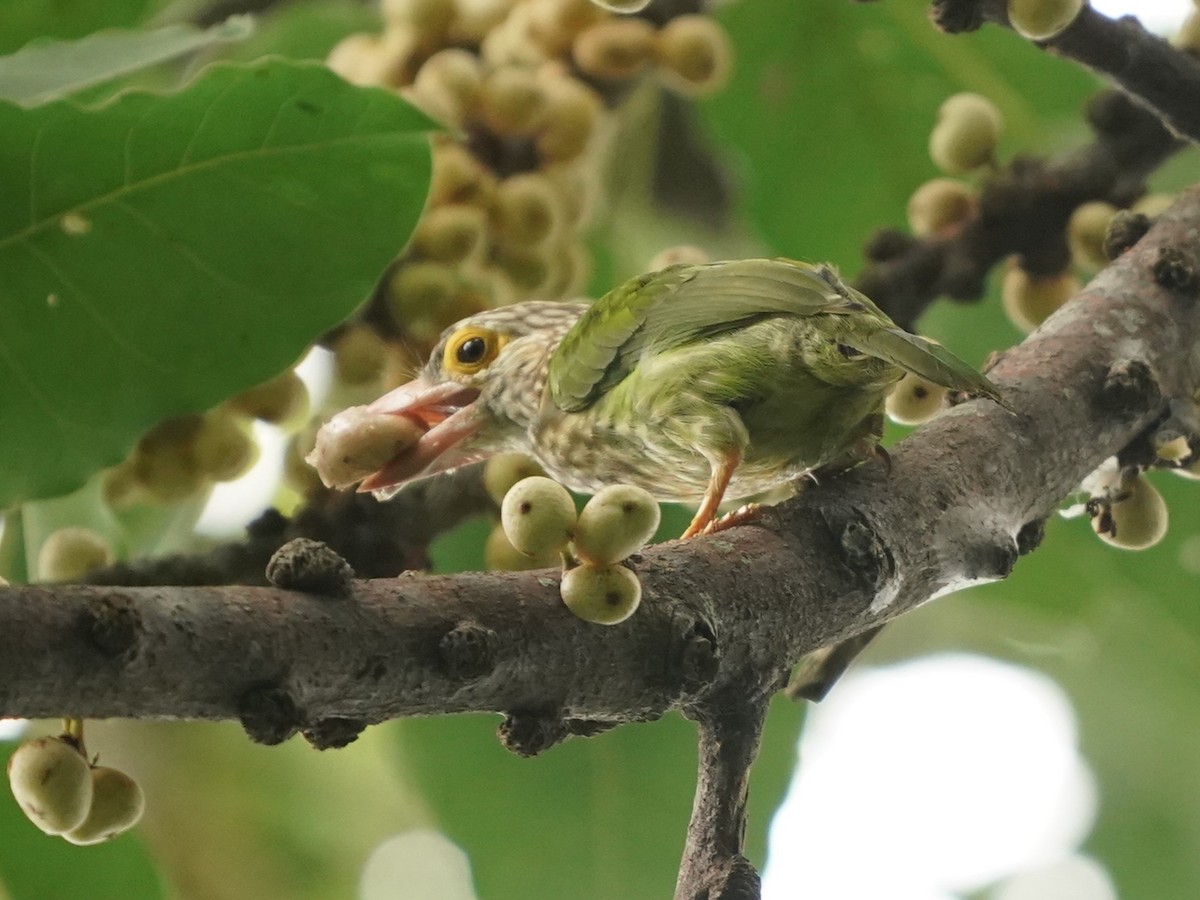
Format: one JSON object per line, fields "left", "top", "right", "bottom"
{"left": 681, "top": 449, "right": 742, "bottom": 539}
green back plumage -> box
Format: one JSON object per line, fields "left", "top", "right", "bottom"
{"left": 547, "top": 257, "right": 1005, "bottom": 412}
{"left": 549, "top": 259, "right": 867, "bottom": 411}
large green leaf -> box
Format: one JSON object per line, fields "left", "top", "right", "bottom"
{"left": 0, "top": 18, "right": 255, "bottom": 106}
{"left": 396, "top": 700, "right": 803, "bottom": 900}
{"left": 0, "top": 60, "right": 435, "bottom": 508}
{"left": 0, "top": 1, "right": 163, "bottom": 56}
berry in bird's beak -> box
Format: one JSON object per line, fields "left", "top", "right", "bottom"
{"left": 353, "top": 378, "right": 487, "bottom": 495}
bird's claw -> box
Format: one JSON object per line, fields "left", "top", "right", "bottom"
{"left": 703, "top": 503, "right": 764, "bottom": 535}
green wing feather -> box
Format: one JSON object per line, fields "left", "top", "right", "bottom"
{"left": 548, "top": 259, "right": 865, "bottom": 411}
{"left": 548, "top": 257, "right": 1007, "bottom": 412}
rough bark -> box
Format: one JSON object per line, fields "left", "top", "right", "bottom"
{"left": 3, "top": 184, "right": 1197, "bottom": 739}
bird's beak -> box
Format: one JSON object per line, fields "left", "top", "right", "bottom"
{"left": 356, "top": 378, "right": 487, "bottom": 496}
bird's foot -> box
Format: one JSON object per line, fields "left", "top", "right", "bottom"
{"left": 702, "top": 502, "right": 765, "bottom": 535}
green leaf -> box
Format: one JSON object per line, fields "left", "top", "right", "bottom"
{"left": 702, "top": 0, "right": 1098, "bottom": 269}
{"left": 395, "top": 700, "right": 804, "bottom": 899}
{"left": 396, "top": 714, "right": 698, "bottom": 900}
{"left": 0, "top": 59, "right": 435, "bottom": 508}
{"left": 0, "top": 1, "right": 161, "bottom": 56}
{"left": 0, "top": 18, "right": 255, "bottom": 107}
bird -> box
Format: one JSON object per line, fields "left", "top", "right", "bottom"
{"left": 347, "top": 258, "right": 1006, "bottom": 538}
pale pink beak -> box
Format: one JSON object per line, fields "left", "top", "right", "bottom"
{"left": 356, "top": 378, "right": 487, "bottom": 496}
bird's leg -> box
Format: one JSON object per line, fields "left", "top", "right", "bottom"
{"left": 681, "top": 449, "right": 742, "bottom": 539}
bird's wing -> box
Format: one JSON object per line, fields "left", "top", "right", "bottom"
{"left": 548, "top": 258, "right": 865, "bottom": 412}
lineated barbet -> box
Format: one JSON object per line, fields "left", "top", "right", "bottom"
{"left": 325, "top": 258, "right": 1005, "bottom": 537}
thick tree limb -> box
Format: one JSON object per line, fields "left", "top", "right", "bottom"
{"left": 3, "top": 187, "right": 1199, "bottom": 729}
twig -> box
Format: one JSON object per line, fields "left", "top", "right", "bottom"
{"left": 931, "top": 2, "right": 1200, "bottom": 145}
{"left": 676, "top": 701, "right": 768, "bottom": 900}
{"left": 855, "top": 89, "right": 1180, "bottom": 330}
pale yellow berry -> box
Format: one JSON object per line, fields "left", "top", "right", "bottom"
{"left": 1007, "top": 0, "right": 1083, "bottom": 41}
{"left": 483, "top": 453, "right": 548, "bottom": 506}
{"left": 484, "top": 521, "right": 560, "bottom": 570}
{"left": 573, "top": 485, "right": 660, "bottom": 565}
{"left": 494, "top": 245, "right": 554, "bottom": 294}
{"left": 331, "top": 326, "right": 388, "bottom": 386}
{"left": 589, "top": 0, "right": 651, "bottom": 12}
{"left": 1155, "top": 435, "right": 1192, "bottom": 463}
{"left": 480, "top": 6, "right": 548, "bottom": 67}
{"left": 38, "top": 527, "right": 114, "bottom": 582}
{"left": 101, "top": 461, "right": 142, "bottom": 508}
{"left": 560, "top": 563, "right": 641, "bottom": 624}
{"left": 929, "top": 93, "right": 1004, "bottom": 174}
{"left": 413, "top": 204, "right": 487, "bottom": 263}
{"left": 1067, "top": 201, "right": 1117, "bottom": 271}
{"left": 885, "top": 373, "right": 948, "bottom": 426}
{"left": 906, "top": 178, "right": 977, "bottom": 237}
{"left": 306, "top": 407, "right": 425, "bottom": 489}
{"left": 1001, "top": 264, "right": 1079, "bottom": 332}
{"left": 573, "top": 18, "right": 657, "bottom": 81}
{"left": 193, "top": 411, "right": 258, "bottom": 483}
{"left": 490, "top": 173, "right": 565, "bottom": 247}
{"left": 655, "top": 15, "right": 734, "bottom": 97}
{"left": 535, "top": 75, "right": 604, "bottom": 164}
{"left": 284, "top": 425, "right": 326, "bottom": 495}
{"left": 479, "top": 65, "right": 548, "bottom": 136}
{"left": 409, "top": 48, "right": 485, "bottom": 126}
{"left": 1174, "top": 11, "right": 1200, "bottom": 52}
{"left": 386, "top": 261, "right": 460, "bottom": 328}
{"left": 430, "top": 140, "right": 497, "bottom": 207}
{"left": 381, "top": 0, "right": 455, "bottom": 37}
{"left": 227, "top": 370, "right": 309, "bottom": 427}
{"left": 7, "top": 736, "right": 92, "bottom": 834}
{"left": 63, "top": 767, "right": 145, "bottom": 846}
{"left": 450, "top": 0, "right": 514, "bottom": 44}
{"left": 527, "top": 0, "right": 604, "bottom": 56}
{"left": 325, "top": 34, "right": 387, "bottom": 87}
{"left": 1172, "top": 455, "right": 1200, "bottom": 480}
{"left": 500, "top": 476, "right": 577, "bottom": 556}
{"left": 131, "top": 415, "right": 207, "bottom": 503}
{"left": 1092, "top": 475, "right": 1168, "bottom": 551}
{"left": 648, "top": 245, "right": 710, "bottom": 271}
{"left": 325, "top": 30, "right": 416, "bottom": 88}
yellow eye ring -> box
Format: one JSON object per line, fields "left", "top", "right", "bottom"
{"left": 443, "top": 327, "right": 507, "bottom": 375}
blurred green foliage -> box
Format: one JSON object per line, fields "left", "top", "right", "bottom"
{"left": 2, "top": 0, "right": 1199, "bottom": 899}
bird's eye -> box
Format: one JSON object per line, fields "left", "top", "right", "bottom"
{"left": 443, "top": 327, "right": 507, "bottom": 375}
{"left": 457, "top": 337, "right": 487, "bottom": 364}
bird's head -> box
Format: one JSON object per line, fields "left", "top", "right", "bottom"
{"left": 357, "top": 300, "right": 588, "bottom": 497}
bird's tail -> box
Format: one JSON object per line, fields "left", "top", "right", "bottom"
{"left": 854, "top": 327, "right": 1011, "bottom": 410}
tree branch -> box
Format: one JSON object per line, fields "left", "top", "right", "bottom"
{"left": 931, "top": 2, "right": 1200, "bottom": 143}
{"left": 855, "top": 88, "right": 1180, "bottom": 330}
{"left": 4, "top": 187, "right": 1199, "bottom": 730}
{"left": 4, "top": 191, "right": 1200, "bottom": 899}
